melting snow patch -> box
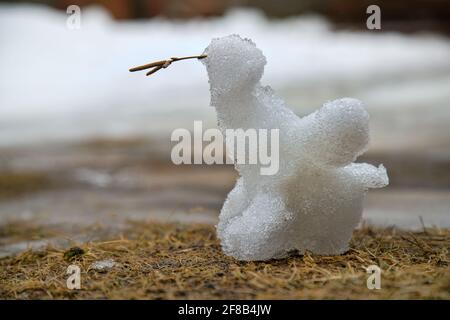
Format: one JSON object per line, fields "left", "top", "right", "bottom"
{"left": 90, "top": 259, "right": 117, "bottom": 272}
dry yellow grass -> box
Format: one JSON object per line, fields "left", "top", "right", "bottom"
{"left": 0, "top": 222, "right": 449, "bottom": 299}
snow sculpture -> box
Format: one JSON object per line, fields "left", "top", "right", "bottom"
{"left": 201, "top": 35, "right": 389, "bottom": 261}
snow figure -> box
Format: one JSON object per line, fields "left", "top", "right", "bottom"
{"left": 201, "top": 35, "right": 389, "bottom": 261}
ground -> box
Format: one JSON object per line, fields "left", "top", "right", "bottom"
{"left": 0, "top": 221, "right": 448, "bottom": 299}
{"left": 0, "top": 139, "right": 449, "bottom": 299}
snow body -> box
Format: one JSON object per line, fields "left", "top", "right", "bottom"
{"left": 202, "top": 35, "right": 389, "bottom": 261}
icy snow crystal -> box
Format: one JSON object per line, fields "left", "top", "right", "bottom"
{"left": 90, "top": 259, "right": 117, "bottom": 272}
{"left": 202, "top": 35, "right": 389, "bottom": 261}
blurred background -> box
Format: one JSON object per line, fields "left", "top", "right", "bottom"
{"left": 0, "top": 0, "right": 449, "bottom": 255}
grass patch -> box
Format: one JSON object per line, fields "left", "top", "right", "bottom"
{"left": 0, "top": 171, "right": 53, "bottom": 199}
{"left": 0, "top": 222, "right": 448, "bottom": 299}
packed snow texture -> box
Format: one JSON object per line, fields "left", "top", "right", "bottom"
{"left": 203, "top": 35, "right": 389, "bottom": 261}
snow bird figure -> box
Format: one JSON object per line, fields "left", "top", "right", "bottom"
{"left": 130, "top": 34, "right": 389, "bottom": 261}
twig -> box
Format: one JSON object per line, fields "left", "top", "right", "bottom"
{"left": 129, "top": 54, "right": 207, "bottom": 77}
{"left": 419, "top": 216, "right": 428, "bottom": 234}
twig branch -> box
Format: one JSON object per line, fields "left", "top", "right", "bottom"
{"left": 129, "top": 54, "right": 207, "bottom": 77}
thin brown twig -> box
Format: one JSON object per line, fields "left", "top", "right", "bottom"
{"left": 129, "top": 54, "right": 207, "bottom": 77}
{"left": 146, "top": 65, "right": 163, "bottom": 76}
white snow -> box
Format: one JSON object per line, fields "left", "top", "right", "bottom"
{"left": 204, "top": 35, "right": 388, "bottom": 261}
{"left": 89, "top": 259, "right": 117, "bottom": 271}
{"left": 0, "top": 4, "right": 449, "bottom": 151}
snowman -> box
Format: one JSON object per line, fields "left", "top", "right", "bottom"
{"left": 131, "top": 34, "right": 389, "bottom": 261}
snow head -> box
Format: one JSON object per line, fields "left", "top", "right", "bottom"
{"left": 202, "top": 35, "right": 389, "bottom": 261}
{"left": 302, "top": 98, "right": 370, "bottom": 167}
{"left": 202, "top": 35, "right": 266, "bottom": 104}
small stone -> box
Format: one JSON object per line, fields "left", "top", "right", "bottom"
{"left": 90, "top": 259, "right": 117, "bottom": 272}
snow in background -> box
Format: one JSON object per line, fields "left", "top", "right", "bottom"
{"left": 1, "top": 4, "right": 450, "bottom": 152}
